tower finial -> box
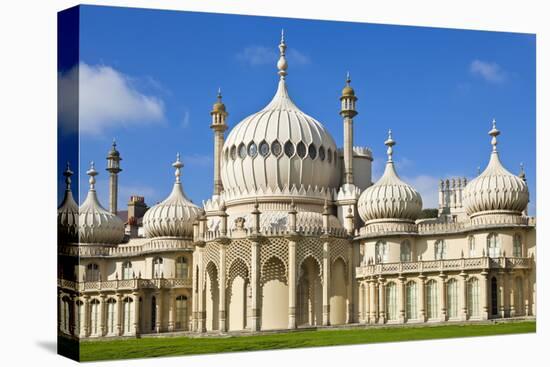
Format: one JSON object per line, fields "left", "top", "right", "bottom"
{"left": 384, "top": 129, "right": 396, "bottom": 163}
{"left": 489, "top": 118, "right": 500, "bottom": 152}
{"left": 277, "top": 30, "right": 288, "bottom": 79}
{"left": 87, "top": 161, "right": 98, "bottom": 191}
{"left": 217, "top": 87, "right": 222, "bottom": 102}
{"left": 173, "top": 153, "right": 184, "bottom": 184}
{"left": 519, "top": 162, "right": 526, "bottom": 181}
{"left": 63, "top": 162, "right": 74, "bottom": 191}
{"left": 346, "top": 71, "right": 351, "bottom": 85}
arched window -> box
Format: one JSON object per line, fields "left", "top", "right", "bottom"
{"left": 426, "top": 279, "right": 439, "bottom": 319}
{"left": 308, "top": 144, "right": 317, "bottom": 159}
{"left": 61, "top": 296, "right": 71, "bottom": 334}
{"left": 375, "top": 241, "right": 387, "bottom": 264}
{"left": 175, "top": 257, "right": 188, "bottom": 279}
{"left": 238, "top": 143, "right": 247, "bottom": 159}
{"left": 75, "top": 300, "right": 84, "bottom": 335}
{"left": 386, "top": 282, "right": 398, "bottom": 321}
{"left": 297, "top": 141, "right": 307, "bottom": 158}
{"left": 318, "top": 146, "right": 326, "bottom": 161}
{"left": 434, "top": 240, "right": 446, "bottom": 260}
{"left": 467, "top": 277, "right": 480, "bottom": 318}
{"left": 400, "top": 240, "right": 412, "bottom": 262}
{"left": 487, "top": 233, "right": 500, "bottom": 258}
{"left": 515, "top": 276, "right": 524, "bottom": 316}
{"left": 247, "top": 142, "right": 257, "bottom": 157}
{"left": 153, "top": 257, "right": 163, "bottom": 278}
{"left": 259, "top": 141, "right": 270, "bottom": 157}
{"left": 271, "top": 140, "right": 282, "bottom": 157}
{"left": 123, "top": 297, "right": 134, "bottom": 334}
{"left": 175, "top": 295, "right": 188, "bottom": 330}
{"left": 230, "top": 145, "right": 237, "bottom": 160}
{"left": 106, "top": 298, "right": 116, "bottom": 334}
{"left": 406, "top": 281, "right": 417, "bottom": 320}
{"left": 468, "top": 236, "right": 476, "bottom": 257}
{"left": 284, "top": 141, "right": 295, "bottom": 157}
{"left": 447, "top": 279, "right": 459, "bottom": 318}
{"left": 86, "top": 263, "right": 100, "bottom": 282}
{"left": 513, "top": 234, "right": 522, "bottom": 257}
{"left": 90, "top": 299, "right": 100, "bottom": 335}
{"left": 122, "top": 261, "right": 132, "bottom": 280}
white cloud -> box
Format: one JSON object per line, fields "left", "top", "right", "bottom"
{"left": 181, "top": 110, "right": 191, "bottom": 128}
{"left": 182, "top": 154, "right": 213, "bottom": 167}
{"left": 470, "top": 59, "right": 507, "bottom": 83}
{"left": 236, "top": 46, "right": 310, "bottom": 66}
{"left": 59, "top": 62, "right": 165, "bottom": 135}
{"left": 402, "top": 174, "right": 441, "bottom": 209}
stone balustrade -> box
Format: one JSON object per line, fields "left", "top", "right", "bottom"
{"left": 58, "top": 277, "right": 192, "bottom": 292}
{"left": 60, "top": 238, "right": 194, "bottom": 258}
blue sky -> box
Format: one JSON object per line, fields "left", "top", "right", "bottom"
{"left": 64, "top": 5, "right": 536, "bottom": 214}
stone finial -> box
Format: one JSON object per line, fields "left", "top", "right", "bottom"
{"left": 173, "top": 153, "right": 183, "bottom": 184}
{"left": 277, "top": 29, "right": 288, "bottom": 79}
{"left": 384, "top": 129, "right": 396, "bottom": 162}
{"left": 63, "top": 162, "right": 73, "bottom": 191}
{"left": 489, "top": 118, "right": 500, "bottom": 152}
{"left": 87, "top": 161, "right": 98, "bottom": 191}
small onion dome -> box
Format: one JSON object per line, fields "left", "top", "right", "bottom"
{"left": 107, "top": 139, "right": 120, "bottom": 158}
{"left": 463, "top": 120, "right": 529, "bottom": 217}
{"left": 341, "top": 72, "right": 356, "bottom": 97}
{"left": 143, "top": 154, "right": 201, "bottom": 238}
{"left": 58, "top": 162, "right": 79, "bottom": 243}
{"left": 358, "top": 130, "right": 423, "bottom": 223}
{"left": 79, "top": 162, "right": 125, "bottom": 244}
{"left": 211, "top": 88, "right": 226, "bottom": 113}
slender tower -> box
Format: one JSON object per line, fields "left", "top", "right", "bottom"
{"left": 210, "top": 88, "right": 228, "bottom": 197}
{"left": 106, "top": 139, "right": 122, "bottom": 215}
{"left": 340, "top": 72, "right": 358, "bottom": 186}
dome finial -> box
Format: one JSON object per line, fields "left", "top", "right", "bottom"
{"left": 63, "top": 161, "right": 74, "bottom": 191}
{"left": 173, "top": 153, "right": 184, "bottom": 184}
{"left": 489, "top": 118, "right": 500, "bottom": 152}
{"left": 277, "top": 29, "right": 288, "bottom": 79}
{"left": 217, "top": 87, "right": 222, "bottom": 102}
{"left": 87, "top": 161, "right": 98, "bottom": 191}
{"left": 384, "top": 129, "right": 396, "bottom": 162}
{"left": 519, "top": 162, "right": 526, "bottom": 181}
{"left": 346, "top": 71, "right": 351, "bottom": 85}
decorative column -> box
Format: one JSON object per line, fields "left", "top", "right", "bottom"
{"left": 508, "top": 271, "right": 515, "bottom": 317}
{"left": 339, "top": 72, "right": 358, "bottom": 186}
{"left": 523, "top": 274, "right": 530, "bottom": 316}
{"left": 99, "top": 294, "right": 107, "bottom": 336}
{"left": 370, "top": 278, "right": 377, "bottom": 324}
{"left": 219, "top": 241, "right": 227, "bottom": 332}
{"left": 322, "top": 239, "right": 331, "bottom": 326}
{"left": 116, "top": 293, "right": 123, "bottom": 336}
{"left": 498, "top": 269, "right": 506, "bottom": 318}
{"left": 250, "top": 238, "right": 260, "bottom": 331}
{"left": 210, "top": 89, "right": 228, "bottom": 197}
{"left": 83, "top": 295, "right": 90, "bottom": 337}
{"left": 155, "top": 291, "right": 163, "bottom": 333}
{"left": 480, "top": 270, "right": 489, "bottom": 320}
{"left": 439, "top": 272, "right": 447, "bottom": 322}
{"left": 378, "top": 277, "right": 386, "bottom": 324}
{"left": 168, "top": 290, "right": 175, "bottom": 332}
{"left": 363, "top": 280, "right": 370, "bottom": 324}
{"left": 191, "top": 252, "right": 198, "bottom": 331}
{"left": 70, "top": 295, "right": 77, "bottom": 336}
{"left": 398, "top": 276, "right": 406, "bottom": 323}
{"left": 358, "top": 281, "right": 364, "bottom": 323}
{"left": 346, "top": 244, "right": 353, "bottom": 323}
{"left": 460, "top": 272, "right": 468, "bottom": 321}
{"left": 106, "top": 139, "right": 122, "bottom": 215}
{"left": 133, "top": 292, "right": 141, "bottom": 335}
{"left": 197, "top": 247, "right": 206, "bottom": 332}
{"left": 288, "top": 238, "right": 297, "bottom": 329}
{"left": 418, "top": 274, "right": 426, "bottom": 322}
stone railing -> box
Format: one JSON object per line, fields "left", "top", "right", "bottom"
{"left": 356, "top": 256, "right": 533, "bottom": 278}
{"left": 203, "top": 226, "right": 349, "bottom": 242}
{"left": 57, "top": 277, "right": 192, "bottom": 292}
{"left": 60, "top": 238, "right": 194, "bottom": 258}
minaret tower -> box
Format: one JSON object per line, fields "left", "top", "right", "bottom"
{"left": 210, "top": 88, "right": 228, "bottom": 197}
{"left": 340, "top": 72, "right": 358, "bottom": 186}
{"left": 106, "top": 139, "right": 122, "bottom": 215}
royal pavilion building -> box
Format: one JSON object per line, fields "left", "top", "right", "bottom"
{"left": 57, "top": 33, "right": 536, "bottom": 338}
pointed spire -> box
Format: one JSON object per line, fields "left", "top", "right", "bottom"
{"left": 173, "top": 153, "right": 184, "bottom": 184}
{"left": 63, "top": 162, "right": 74, "bottom": 192}
{"left": 489, "top": 118, "right": 500, "bottom": 153}
{"left": 346, "top": 71, "right": 351, "bottom": 85}
{"left": 384, "top": 129, "right": 396, "bottom": 163}
{"left": 277, "top": 29, "right": 288, "bottom": 79}
{"left": 87, "top": 161, "right": 98, "bottom": 191}
{"left": 217, "top": 87, "right": 222, "bottom": 102}
{"left": 519, "top": 162, "right": 526, "bottom": 181}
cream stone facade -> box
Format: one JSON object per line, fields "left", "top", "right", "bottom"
{"left": 57, "top": 32, "right": 535, "bottom": 339}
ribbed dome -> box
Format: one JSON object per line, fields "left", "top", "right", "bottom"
{"left": 221, "top": 36, "right": 340, "bottom": 196}
{"left": 358, "top": 131, "right": 422, "bottom": 223}
{"left": 463, "top": 121, "right": 529, "bottom": 217}
{"left": 143, "top": 155, "right": 201, "bottom": 238}
{"left": 58, "top": 163, "right": 79, "bottom": 243}
{"left": 79, "top": 163, "right": 125, "bottom": 245}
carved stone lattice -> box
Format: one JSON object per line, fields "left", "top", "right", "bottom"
{"left": 204, "top": 242, "right": 220, "bottom": 269}
{"left": 226, "top": 239, "right": 251, "bottom": 277}
{"left": 260, "top": 256, "right": 288, "bottom": 287}
{"left": 260, "top": 237, "right": 288, "bottom": 274}
{"left": 227, "top": 258, "right": 249, "bottom": 287}
{"left": 330, "top": 239, "right": 350, "bottom": 265}
{"left": 297, "top": 237, "right": 324, "bottom": 279}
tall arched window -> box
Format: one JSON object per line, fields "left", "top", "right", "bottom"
{"left": 400, "top": 241, "right": 412, "bottom": 262}
{"left": 176, "top": 257, "right": 188, "bottom": 279}
{"left": 467, "top": 277, "right": 480, "bottom": 318}
{"left": 122, "top": 261, "right": 132, "bottom": 280}
{"left": 426, "top": 279, "right": 439, "bottom": 319}
{"left": 175, "top": 295, "right": 188, "bottom": 330}
{"left": 513, "top": 234, "right": 522, "bottom": 257}
{"left": 375, "top": 241, "right": 388, "bottom": 264}
{"left": 434, "top": 240, "right": 446, "bottom": 260}
{"left": 386, "top": 282, "right": 398, "bottom": 321}
{"left": 447, "top": 279, "right": 459, "bottom": 318}
{"left": 123, "top": 297, "right": 134, "bottom": 334}
{"left": 487, "top": 233, "right": 500, "bottom": 258}
{"left": 107, "top": 298, "right": 116, "bottom": 334}
{"left": 153, "top": 257, "right": 163, "bottom": 278}
{"left": 406, "top": 281, "right": 417, "bottom": 320}
{"left": 515, "top": 276, "right": 524, "bottom": 316}
{"left": 468, "top": 236, "right": 476, "bottom": 257}
{"left": 61, "top": 296, "right": 71, "bottom": 334}
{"left": 86, "top": 263, "right": 100, "bottom": 282}
{"left": 75, "top": 300, "right": 84, "bottom": 335}
{"left": 90, "top": 299, "right": 100, "bottom": 335}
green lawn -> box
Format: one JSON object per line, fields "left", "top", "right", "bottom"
{"left": 79, "top": 321, "right": 535, "bottom": 362}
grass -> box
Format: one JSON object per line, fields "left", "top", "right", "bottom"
{"left": 78, "top": 321, "right": 535, "bottom": 362}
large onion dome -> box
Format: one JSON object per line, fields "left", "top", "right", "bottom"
{"left": 143, "top": 154, "right": 201, "bottom": 238}
{"left": 221, "top": 31, "right": 340, "bottom": 196}
{"left": 463, "top": 120, "right": 529, "bottom": 218}
{"left": 58, "top": 162, "right": 79, "bottom": 243}
{"left": 79, "top": 162, "right": 125, "bottom": 244}
{"left": 358, "top": 130, "right": 423, "bottom": 223}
